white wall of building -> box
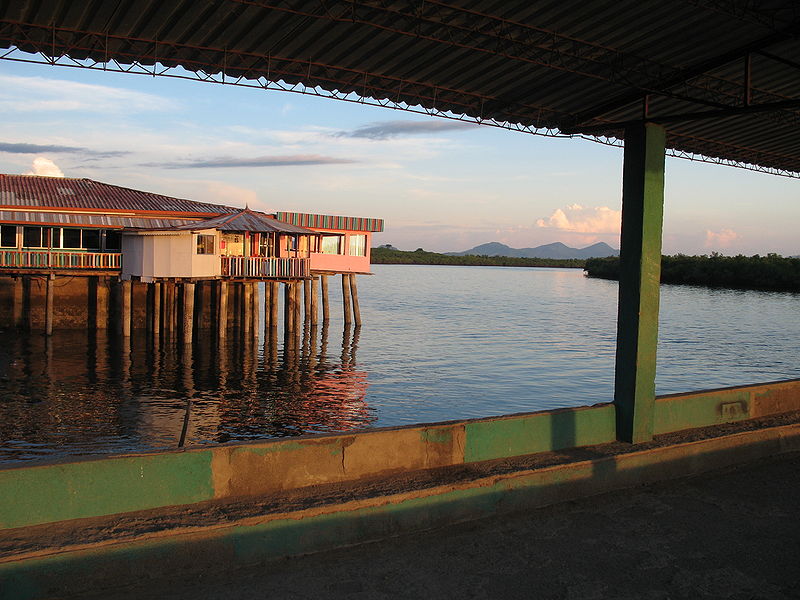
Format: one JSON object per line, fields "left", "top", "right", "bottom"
{"left": 121, "top": 230, "right": 221, "bottom": 279}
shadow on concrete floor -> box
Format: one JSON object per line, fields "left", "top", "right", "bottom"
{"left": 84, "top": 452, "right": 800, "bottom": 600}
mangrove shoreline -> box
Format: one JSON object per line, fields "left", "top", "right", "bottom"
{"left": 371, "top": 248, "right": 800, "bottom": 292}
{"left": 585, "top": 254, "right": 800, "bottom": 293}
{"left": 370, "top": 247, "right": 585, "bottom": 269}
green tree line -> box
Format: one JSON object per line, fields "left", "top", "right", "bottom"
{"left": 371, "top": 246, "right": 585, "bottom": 269}
{"left": 585, "top": 253, "right": 800, "bottom": 292}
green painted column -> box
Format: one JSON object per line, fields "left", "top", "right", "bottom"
{"left": 614, "top": 122, "right": 666, "bottom": 443}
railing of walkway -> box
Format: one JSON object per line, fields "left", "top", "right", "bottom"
{"left": 221, "top": 256, "right": 309, "bottom": 278}
{"left": 0, "top": 250, "right": 121, "bottom": 269}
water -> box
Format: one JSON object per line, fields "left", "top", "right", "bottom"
{"left": 0, "top": 265, "right": 797, "bottom": 465}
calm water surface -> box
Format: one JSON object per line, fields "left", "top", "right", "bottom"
{"left": 1, "top": 264, "right": 797, "bottom": 465}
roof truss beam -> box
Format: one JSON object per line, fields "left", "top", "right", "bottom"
{"left": 566, "top": 24, "right": 800, "bottom": 129}
{"left": 228, "top": 1, "right": 795, "bottom": 124}
{"left": 562, "top": 98, "right": 800, "bottom": 135}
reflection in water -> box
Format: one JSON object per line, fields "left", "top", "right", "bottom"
{"left": 0, "top": 323, "right": 374, "bottom": 465}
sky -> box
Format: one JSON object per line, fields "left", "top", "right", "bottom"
{"left": 0, "top": 58, "right": 798, "bottom": 255}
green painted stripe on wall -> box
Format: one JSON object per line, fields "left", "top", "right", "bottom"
{"left": 8, "top": 423, "right": 796, "bottom": 600}
{"left": 653, "top": 389, "right": 751, "bottom": 435}
{"left": 463, "top": 404, "right": 617, "bottom": 463}
{"left": 0, "top": 451, "right": 214, "bottom": 529}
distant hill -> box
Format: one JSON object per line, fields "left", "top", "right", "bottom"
{"left": 447, "top": 241, "right": 619, "bottom": 259}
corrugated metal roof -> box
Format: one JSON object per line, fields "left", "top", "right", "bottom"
{"left": 155, "top": 209, "right": 318, "bottom": 234}
{"left": 1, "top": 1, "right": 799, "bottom": 174}
{"left": 0, "top": 175, "right": 238, "bottom": 215}
{"left": 0, "top": 210, "right": 197, "bottom": 229}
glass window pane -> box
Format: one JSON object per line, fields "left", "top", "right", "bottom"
{"left": 105, "top": 230, "right": 121, "bottom": 250}
{"left": 259, "top": 235, "right": 274, "bottom": 257}
{"left": 47, "top": 228, "right": 61, "bottom": 248}
{"left": 348, "top": 234, "right": 366, "bottom": 257}
{"left": 196, "top": 234, "right": 215, "bottom": 255}
{"left": 82, "top": 229, "right": 100, "bottom": 249}
{"left": 0, "top": 225, "right": 15, "bottom": 247}
{"left": 23, "top": 226, "right": 42, "bottom": 247}
{"left": 321, "top": 235, "right": 342, "bottom": 254}
{"left": 63, "top": 228, "right": 81, "bottom": 248}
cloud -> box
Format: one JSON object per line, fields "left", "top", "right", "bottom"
{"left": 154, "top": 155, "right": 357, "bottom": 169}
{"left": 536, "top": 204, "right": 621, "bottom": 234}
{"left": 26, "top": 157, "right": 64, "bottom": 177}
{"left": 0, "top": 74, "right": 176, "bottom": 113}
{"left": 704, "top": 228, "right": 740, "bottom": 249}
{"left": 0, "top": 142, "right": 84, "bottom": 154}
{"left": 0, "top": 141, "right": 129, "bottom": 159}
{"left": 337, "top": 120, "right": 478, "bottom": 140}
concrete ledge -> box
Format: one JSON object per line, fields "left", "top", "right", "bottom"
{"left": 654, "top": 378, "right": 800, "bottom": 434}
{"left": 1, "top": 379, "right": 798, "bottom": 530}
{"left": 2, "top": 422, "right": 798, "bottom": 600}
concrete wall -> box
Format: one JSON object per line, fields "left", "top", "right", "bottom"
{"left": 1, "top": 378, "right": 797, "bottom": 530}
{"left": 0, "top": 275, "right": 116, "bottom": 330}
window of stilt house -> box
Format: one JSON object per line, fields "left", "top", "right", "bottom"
{"left": 348, "top": 234, "right": 366, "bottom": 257}
{"left": 321, "top": 234, "right": 343, "bottom": 254}
{"left": 196, "top": 234, "right": 215, "bottom": 255}
{"left": 0, "top": 225, "right": 16, "bottom": 247}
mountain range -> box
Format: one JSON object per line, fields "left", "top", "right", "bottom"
{"left": 446, "top": 241, "right": 619, "bottom": 259}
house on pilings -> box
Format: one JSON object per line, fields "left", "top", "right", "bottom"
{"left": 0, "top": 174, "right": 384, "bottom": 334}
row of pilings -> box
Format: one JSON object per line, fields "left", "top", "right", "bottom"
{"left": 1, "top": 272, "right": 361, "bottom": 338}
{"left": 117, "top": 273, "right": 361, "bottom": 344}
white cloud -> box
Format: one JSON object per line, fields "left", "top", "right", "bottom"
{"left": 26, "top": 157, "right": 64, "bottom": 177}
{"left": 0, "top": 75, "right": 176, "bottom": 113}
{"left": 536, "top": 205, "right": 620, "bottom": 234}
{"left": 704, "top": 228, "right": 740, "bottom": 249}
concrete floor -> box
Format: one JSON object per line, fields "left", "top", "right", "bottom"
{"left": 83, "top": 452, "right": 800, "bottom": 600}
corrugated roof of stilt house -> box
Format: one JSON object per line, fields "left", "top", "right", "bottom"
{"left": 0, "top": 174, "right": 237, "bottom": 215}
{"left": 0, "top": 174, "right": 384, "bottom": 278}
{"left": 163, "top": 209, "right": 318, "bottom": 235}
{"left": 0, "top": 176, "right": 385, "bottom": 235}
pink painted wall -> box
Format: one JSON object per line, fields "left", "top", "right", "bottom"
{"left": 309, "top": 231, "right": 372, "bottom": 273}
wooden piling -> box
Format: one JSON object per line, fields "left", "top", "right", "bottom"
{"left": 12, "top": 277, "right": 22, "bottom": 328}
{"left": 23, "top": 276, "right": 32, "bottom": 331}
{"left": 269, "top": 281, "right": 279, "bottom": 328}
{"left": 264, "top": 281, "right": 272, "bottom": 328}
{"left": 310, "top": 277, "right": 319, "bottom": 326}
{"left": 183, "top": 282, "right": 195, "bottom": 344}
{"left": 145, "top": 283, "right": 153, "bottom": 334}
{"left": 97, "top": 276, "right": 110, "bottom": 332}
{"left": 171, "top": 281, "right": 179, "bottom": 334}
{"left": 284, "top": 282, "right": 294, "bottom": 332}
{"left": 121, "top": 279, "right": 132, "bottom": 338}
{"left": 163, "top": 282, "right": 171, "bottom": 335}
{"left": 349, "top": 274, "right": 361, "bottom": 326}
{"left": 253, "top": 282, "right": 261, "bottom": 337}
{"left": 243, "top": 282, "right": 252, "bottom": 336}
{"left": 304, "top": 279, "right": 312, "bottom": 324}
{"left": 293, "top": 282, "right": 302, "bottom": 333}
{"left": 321, "top": 275, "right": 330, "bottom": 323}
{"left": 153, "top": 282, "right": 161, "bottom": 335}
{"left": 218, "top": 280, "right": 228, "bottom": 341}
{"left": 160, "top": 281, "right": 168, "bottom": 334}
{"left": 45, "top": 274, "right": 54, "bottom": 336}
{"left": 341, "top": 273, "right": 352, "bottom": 325}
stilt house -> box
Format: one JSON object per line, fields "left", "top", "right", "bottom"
{"left": 0, "top": 174, "right": 383, "bottom": 332}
